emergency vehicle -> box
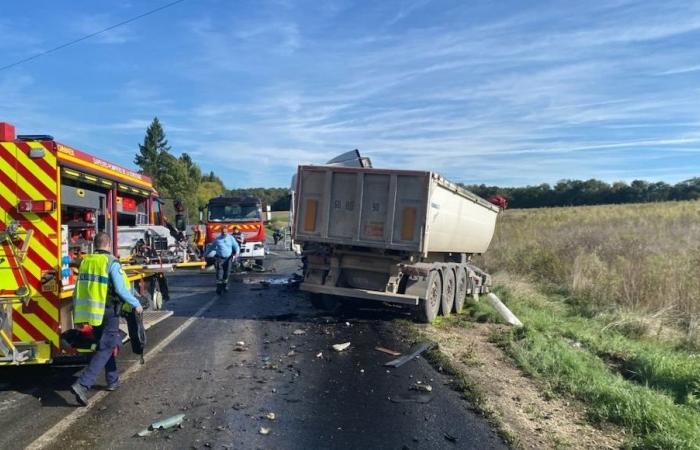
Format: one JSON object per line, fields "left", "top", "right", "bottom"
{"left": 0, "top": 122, "right": 181, "bottom": 365}
{"left": 203, "top": 196, "right": 271, "bottom": 266}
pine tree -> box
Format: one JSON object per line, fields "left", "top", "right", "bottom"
{"left": 134, "top": 117, "right": 171, "bottom": 182}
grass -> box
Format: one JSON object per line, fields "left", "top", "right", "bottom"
{"left": 469, "top": 276, "right": 700, "bottom": 449}
{"left": 478, "top": 200, "right": 700, "bottom": 345}
{"left": 451, "top": 200, "right": 700, "bottom": 448}
{"left": 266, "top": 210, "right": 289, "bottom": 234}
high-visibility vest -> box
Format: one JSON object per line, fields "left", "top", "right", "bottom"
{"left": 73, "top": 253, "right": 129, "bottom": 326}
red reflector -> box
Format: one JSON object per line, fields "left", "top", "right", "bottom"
{"left": 17, "top": 199, "right": 55, "bottom": 213}
{"left": 0, "top": 122, "right": 16, "bottom": 141}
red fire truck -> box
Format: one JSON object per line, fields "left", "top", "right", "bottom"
{"left": 203, "top": 196, "right": 270, "bottom": 266}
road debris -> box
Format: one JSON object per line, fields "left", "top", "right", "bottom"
{"left": 136, "top": 413, "right": 185, "bottom": 437}
{"left": 332, "top": 342, "right": 351, "bottom": 352}
{"left": 259, "top": 426, "right": 271, "bottom": 435}
{"left": 384, "top": 342, "right": 434, "bottom": 368}
{"left": 411, "top": 382, "right": 433, "bottom": 392}
{"left": 444, "top": 432, "right": 458, "bottom": 443}
{"left": 293, "top": 329, "right": 306, "bottom": 335}
{"left": 316, "top": 352, "right": 323, "bottom": 358}
{"left": 234, "top": 341, "right": 247, "bottom": 351}
{"left": 389, "top": 393, "right": 433, "bottom": 404}
{"left": 375, "top": 346, "right": 401, "bottom": 356}
{"left": 265, "top": 412, "right": 276, "bottom": 420}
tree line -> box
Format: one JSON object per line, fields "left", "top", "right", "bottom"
{"left": 462, "top": 178, "right": 700, "bottom": 209}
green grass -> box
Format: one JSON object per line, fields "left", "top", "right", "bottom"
{"left": 477, "top": 200, "right": 700, "bottom": 343}
{"left": 479, "top": 280, "right": 700, "bottom": 449}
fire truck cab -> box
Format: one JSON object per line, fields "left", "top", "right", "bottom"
{"left": 204, "top": 196, "right": 270, "bottom": 266}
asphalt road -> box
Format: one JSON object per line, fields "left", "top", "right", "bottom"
{"left": 0, "top": 246, "right": 508, "bottom": 450}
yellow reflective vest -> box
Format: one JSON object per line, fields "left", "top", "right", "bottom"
{"left": 73, "top": 252, "right": 129, "bottom": 326}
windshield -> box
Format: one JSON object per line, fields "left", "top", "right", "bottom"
{"left": 208, "top": 203, "right": 260, "bottom": 222}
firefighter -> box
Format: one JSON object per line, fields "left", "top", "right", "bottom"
{"left": 70, "top": 232, "right": 143, "bottom": 407}
{"left": 206, "top": 227, "right": 240, "bottom": 295}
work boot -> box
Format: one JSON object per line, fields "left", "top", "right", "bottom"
{"left": 106, "top": 381, "right": 120, "bottom": 391}
{"left": 71, "top": 382, "right": 89, "bottom": 406}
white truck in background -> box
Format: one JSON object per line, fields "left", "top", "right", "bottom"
{"left": 291, "top": 151, "right": 501, "bottom": 323}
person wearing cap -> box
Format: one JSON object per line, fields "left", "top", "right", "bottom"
{"left": 206, "top": 227, "right": 240, "bottom": 294}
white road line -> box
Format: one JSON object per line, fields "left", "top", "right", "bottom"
{"left": 26, "top": 294, "right": 220, "bottom": 450}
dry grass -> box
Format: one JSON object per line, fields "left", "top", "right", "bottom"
{"left": 477, "top": 200, "right": 700, "bottom": 344}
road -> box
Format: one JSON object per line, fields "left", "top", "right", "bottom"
{"left": 0, "top": 245, "right": 508, "bottom": 450}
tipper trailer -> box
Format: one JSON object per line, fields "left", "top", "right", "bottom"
{"left": 0, "top": 122, "right": 193, "bottom": 365}
{"left": 292, "top": 163, "right": 500, "bottom": 322}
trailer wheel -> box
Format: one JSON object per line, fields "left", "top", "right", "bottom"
{"left": 418, "top": 270, "right": 442, "bottom": 323}
{"left": 454, "top": 267, "right": 468, "bottom": 314}
{"left": 441, "top": 268, "right": 456, "bottom": 317}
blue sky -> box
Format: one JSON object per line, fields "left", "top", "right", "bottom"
{"left": 1, "top": 0, "right": 699, "bottom": 188}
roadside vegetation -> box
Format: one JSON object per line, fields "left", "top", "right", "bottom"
{"left": 425, "top": 200, "right": 700, "bottom": 449}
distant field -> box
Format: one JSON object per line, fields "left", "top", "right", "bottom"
{"left": 478, "top": 200, "right": 700, "bottom": 342}
{"left": 267, "top": 210, "right": 289, "bottom": 231}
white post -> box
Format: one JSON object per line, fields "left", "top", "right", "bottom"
{"left": 486, "top": 293, "right": 523, "bottom": 327}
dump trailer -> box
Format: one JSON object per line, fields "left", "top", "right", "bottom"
{"left": 0, "top": 122, "right": 186, "bottom": 365}
{"left": 292, "top": 164, "right": 500, "bottom": 322}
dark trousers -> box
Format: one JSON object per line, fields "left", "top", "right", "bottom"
{"left": 215, "top": 256, "right": 232, "bottom": 287}
{"left": 78, "top": 306, "right": 121, "bottom": 389}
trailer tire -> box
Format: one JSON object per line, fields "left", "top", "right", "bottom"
{"left": 418, "top": 270, "right": 442, "bottom": 323}
{"left": 441, "top": 267, "right": 456, "bottom": 317}
{"left": 454, "top": 267, "right": 468, "bottom": 314}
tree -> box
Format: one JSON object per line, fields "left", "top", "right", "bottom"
{"left": 134, "top": 117, "right": 171, "bottom": 184}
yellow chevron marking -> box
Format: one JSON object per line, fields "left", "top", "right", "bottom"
{"left": 0, "top": 179, "right": 55, "bottom": 237}
{"left": 10, "top": 142, "right": 57, "bottom": 193}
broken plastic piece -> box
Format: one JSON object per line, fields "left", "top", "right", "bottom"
{"left": 292, "top": 329, "right": 306, "bottom": 335}
{"left": 150, "top": 414, "right": 185, "bottom": 430}
{"left": 332, "top": 342, "right": 350, "bottom": 352}
{"left": 265, "top": 412, "right": 276, "bottom": 420}
{"left": 259, "top": 426, "right": 270, "bottom": 435}
{"left": 384, "top": 342, "right": 434, "bottom": 368}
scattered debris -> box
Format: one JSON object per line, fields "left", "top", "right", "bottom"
{"left": 136, "top": 413, "right": 185, "bottom": 437}
{"left": 384, "top": 342, "right": 434, "bottom": 368}
{"left": 265, "top": 412, "right": 276, "bottom": 420}
{"left": 259, "top": 426, "right": 271, "bottom": 435}
{"left": 411, "top": 383, "right": 433, "bottom": 392}
{"left": 293, "top": 329, "right": 306, "bottom": 335}
{"left": 316, "top": 352, "right": 323, "bottom": 358}
{"left": 444, "top": 432, "right": 458, "bottom": 443}
{"left": 234, "top": 341, "right": 247, "bottom": 351}
{"left": 345, "top": 322, "right": 351, "bottom": 327}
{"left": 332, "top": 342, "right": 351, "bottom": 352}
{"left": 375, "top": 346, "right": 401, "bottom": 357}
{"left": 389, "top": 393, "right": 433, "bottom": 404}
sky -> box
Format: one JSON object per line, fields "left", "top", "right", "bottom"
{"left": 1, "top": 0, "right": 699, "bottom": 188}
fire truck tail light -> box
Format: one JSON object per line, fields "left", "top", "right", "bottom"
{"left": 17, "top": 200, "right": 55, "bottom": 213}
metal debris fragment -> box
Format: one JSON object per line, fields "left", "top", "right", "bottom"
{"left": 384, "top": 342, "right": 434, "bottom": 368}
{"left": 332, "top": 342, "right": 351, "bottom": 352}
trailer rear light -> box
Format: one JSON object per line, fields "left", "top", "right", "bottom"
{"left": 17, "top": 199, "right": 55, "bottom": 213}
